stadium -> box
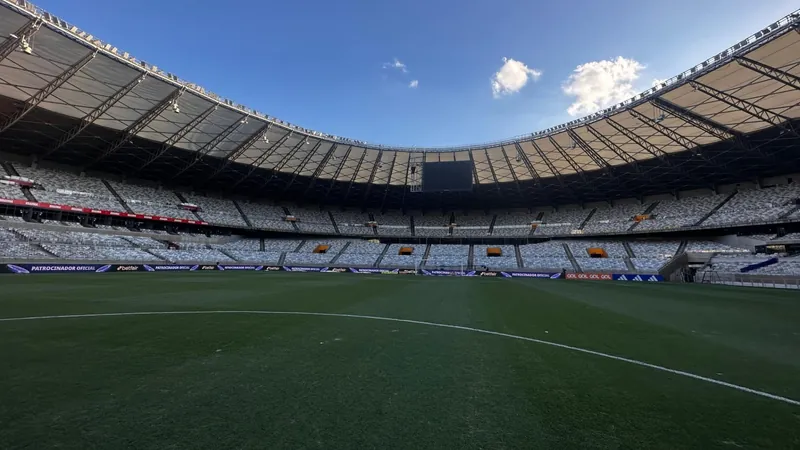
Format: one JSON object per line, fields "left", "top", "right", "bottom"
{"left": 0, "top": 0, "right": 799, "bottom": 448}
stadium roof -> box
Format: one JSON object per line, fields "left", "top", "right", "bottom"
{"left": 0, "top": 0, "right": 799, "bottom": 210}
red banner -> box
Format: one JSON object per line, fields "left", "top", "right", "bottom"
{"left": 566, "top": 273, "right": 613, "bottom": 280}
{"left": 0, "top": 198, "right": 208, "bottom": 225}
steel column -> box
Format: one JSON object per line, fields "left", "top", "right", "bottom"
{"left": 565, "top": 128, "right": 612, "bottom": 170}
{"left": 85, "top": 87, "right": 182, "bottom": 169}
{"left": 735, "top": 56, "right": 800, "bottom": 90}
{"left": 605, "top": 117, "right": 670, "bottom": 161}
{"left": 171, "top": 115, "right": 246, "bottom": 179}
{"left": 628, "top": 109, "right": 712, "bottom": 163}
{"left": 650, "top": 98, "right": 740, "bottom": 141}
{"left": 44, "top": 73, "right": 145, "bottom": 157}
{"left": 0, "top": 50, "right": 97, "bottom": 134}
{"left": 135, "top": 104, "right": 218, "bottom": 172}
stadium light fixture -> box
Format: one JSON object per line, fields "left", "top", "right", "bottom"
{"left": 171, "top": 100, "right": 180, "bottom": 114}
{"left": 11, "top": 34, "right": 33, "bottom": 55}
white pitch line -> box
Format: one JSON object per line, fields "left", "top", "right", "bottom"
{"left": 0, "top": 310, "right": 798, "bottom": 407}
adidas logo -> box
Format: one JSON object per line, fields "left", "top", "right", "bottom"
{"left": 633, "top": 275, "right": 643, "bottom": 281}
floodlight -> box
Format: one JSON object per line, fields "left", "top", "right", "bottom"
{"left": 20, "top": 36, "right": 32, "bottom": 55}
{"left": 171, "top": 100, "right": 180, "bottom": 114}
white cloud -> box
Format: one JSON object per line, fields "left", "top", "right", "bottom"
{"left": 409, "top": 80, "right": 419, "bottom": 89}
{"left": 491, "top": 57, "right": 542, "bottom": 99}
{"left": 383, "top": 58, "right": 408, "bottom": 73}
{"left": 561, "top": 56, "right": 645, "bottom": 117}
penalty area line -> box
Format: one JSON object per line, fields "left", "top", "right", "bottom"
{"left": 0, "top": 310, "right": 798, "bottom": 407}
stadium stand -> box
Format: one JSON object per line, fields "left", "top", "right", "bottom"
{"left": 149, "top": 249, "right": 233, "bottom": 263}
{"left": 292, "top": 207, "right": 337, "bottom": 234}
{"left": 685, "top": 241, "right": 750, "bottom": 253}
{"left": 107, "top": 181, "right": 196, "bottom": 219}
{"left": 425, "top": 244, "right": 469, "bottom": 267}
{"left": 518, "top": 242, "right": 573, "bottom": 270}
{"left": 0, "top": 183, "right": 25, "bottom": 200}
{"left": 375, "top": 213, "right": 412, "bottom": 237}
{"left": 331, "top": 210, "right": 374, "bottom": 236}
{"left": 452, "top": 213, "right": 493, "bottom": 237}
{"left": 473, "top": 244, "right": 518, "bottom": 269}
{"left": 535, "top": 209, "right": 590, "bottom": 235}
{"left": 14, "top": 165, "right": 126, "bottom": 211}
{"left": 637, "top": 194, "right": 727, "bottom": 231}
{"left": 582, "top": 203, "right": 643, "bottom": 234}
{"left": 703, "top": 184, "right": 800, "bottom": 227}
{"left": 492, "top": 212, "right": 535, "bottom": 237}
{"left": 236, "top": 202, "right": 295, "bottom": 231}
{"left": 415, "top": 214, "right": 451, "bottom": 237}
{"left": 183, "top": 195, "right": 247, "bottom": 227}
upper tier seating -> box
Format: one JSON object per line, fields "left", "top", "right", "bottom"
{"left": 582, "top": 203, "right": 644, "bottom": 234}
{"left": 415, "top": 215, "right": 450, "bottom": 237}
{"left": 107, "top": 181, "right": 196, "bottom": 219}
{"left": 291, "top": 207, "right": 337, "bottom": 234}
{"left": 11, "top": 227, "right": 130, "bottom": 246}
{"left": 452, "top": 213, "right": 492, "bottom": 237}
{"left": 535, "top": 209, "right": 591, "bottom": 235}
{"left": 212, "top": 239, "right": 261, "bottom": 251}
{"left": 637, "top": 194, "right": 726, "bottom": 231}
{"left": 0, "top": 183, "right": 25, "bottom": 200}
{"left": 704, "top": 184, "right": 800, "bottom": 227}
{"left": 375, "top": 213, "right": 412, "bottom": 236}
{"left": 331, "top": 210, "right": 374, "bottom": 236}
{"left": 184, "top": 195, "right": 247, "bottom": 227}
{"left": 236, "top": 202, "right": 295, "bottom": 231}
{"left": 492, "top": 212, "right": 537, "bottom": 237}
{"left": 14, "top": 166, "right": 125, "bottom": 211}
{"left": 344, "top": 240, "right": 386, "bottom": 254}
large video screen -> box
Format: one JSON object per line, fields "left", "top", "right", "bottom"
{"left": 422, "top": 161, "right": 474, "bottom": 192}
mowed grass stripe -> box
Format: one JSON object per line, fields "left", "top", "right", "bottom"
{"left": 1, "top": 273, "right": 799, "bottom": 449}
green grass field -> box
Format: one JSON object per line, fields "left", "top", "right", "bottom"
{"left": 0, "top": 273, "right": 798, "bottom": 449}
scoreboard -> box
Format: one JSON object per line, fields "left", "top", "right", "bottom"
{"left": 421, "top": 161, "right": 474, "bottom": 192}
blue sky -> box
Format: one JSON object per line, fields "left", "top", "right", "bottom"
{"left": 33, "top": 0, "right": 799, "bottom": 147}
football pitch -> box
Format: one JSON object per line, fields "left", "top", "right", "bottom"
{"left": 0, "top": 273, "right": 798, "bottom": 449}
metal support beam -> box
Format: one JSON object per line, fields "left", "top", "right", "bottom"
{"left": 499, "top": 145, "right": 523, "bottom": 197}
{"left": 204, "top": 123, "right": 271, "bottom": 182}
{"left": 689, "top": 80, "right": 798, "bottom": 137}
{"left": 628, "top": 108, "right": 712, "bottom": 163}
{"left": 584, "top": 124, "right": 639, "bottom": 169}
{"left": 565, "top": 128, "right": 612, "bottom": 170}
{"left": 256, "top": 139, "right": 321, "bottom": 190}
{"left": 341, "top": 149, "right": 368, "bottom": 203}
{"left": 361, "top": 150, "right": 385, "bottom": 202}
{"left": 320, "top": 146, "right": 353, "bottom": 198}
{"left": 548, "top": 136, "right": 586, "bottom": 178}
{"left": 227, "top": 130, "right": 293, "bottom": 189}
{"left": 530, "top": 139, "right": 566, "bottom": 186}
{"left": 650, "top": 97, "right": 740, "bottom": 141}
{"left": 0, "top": 18, "right": 41, "bottom": 63}
{"left": 135, "top": 104, "right": 218, "bottom": 172}
{"left": 605, "top": 117, "right": 670, "bottom": 161}
{"left": 171, "top": 115, "right": 246, "bottom": 180}
{"left": 379, "top": 152, "right": 398, "bottom": 211}
{"left": 0, "top": 50, "right": 96, "bottom": 134}
{"left": 512, "top": 142, "right": 542, "bottom": 185}
{"left": 484, "top": 149, "right": 501, "bottom": 187}
{"left": 44, "top": 73, "right": 146, "bottom": 158}
{"left": 735, "top": 56, "right": 800, "bottom": 90}
{"left": 283, "top": 142, "right": 335, "bottom": 193}
{"left": 85, "top": 87, "right": 182, "bottom": 169}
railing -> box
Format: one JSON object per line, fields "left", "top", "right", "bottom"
{"left": 697, "top": 271, "right": 800, "bottom": 290}
{"left": 3, "top": 0, "right": 798, "bottom": 152}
